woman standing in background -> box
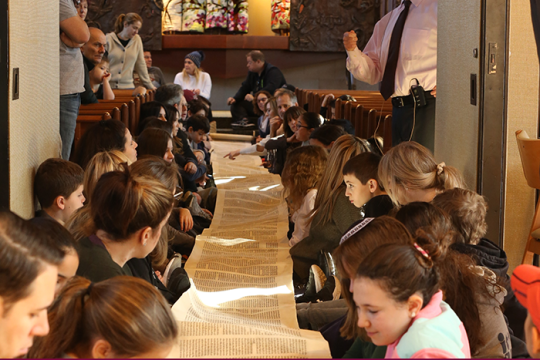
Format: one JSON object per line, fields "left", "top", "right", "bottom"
{"left": 106, "top": 13, "right": 155, "bottom": 90}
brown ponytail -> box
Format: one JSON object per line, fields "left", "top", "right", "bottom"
{"left": 130, "top": 156, "right": 180, "bottom": 268}
{"left": 29, "top": 276, "right": 178, "bottom": 358}
{"left": 115, "top": 13, "right": 143, "bottom": 34}
{"left": 395, "top": 201, "right": 505, "bottom": 356}
{"left": 355, "top": 242, "right": 442, "bottom": 307}
{"left": 90, "top": 164, "right": 174, "bottom": 241}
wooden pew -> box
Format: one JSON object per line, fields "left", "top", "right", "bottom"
{"left": 74, "top": 112, "right": 112, "bottom": 150}
{"left": 297, "top": 88, "right": 394, "bottom": 151}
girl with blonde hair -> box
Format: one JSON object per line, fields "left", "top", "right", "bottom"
{"left": 281, "top": 146, "right": 328, "bottom": 247}
{"left": 378, "top": 141, "right": 466, "bottom": 207}
{"left": 67, "top": 150, "right": 129, "bottom": 242}
{"left": 28, "top": 276, "right": 178, "bottom": 358}
{"left": 290, "top": 134, "right": 372, "bottom": 282}
{"left": 174, "top": 51, "right": 212, "bottom": 99}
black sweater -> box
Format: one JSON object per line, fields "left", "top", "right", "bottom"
{"left": 233, "top": 62, "right": 286, "bottom": 102}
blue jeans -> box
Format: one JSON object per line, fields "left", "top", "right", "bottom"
{"left": 60, "top": 93, "right": 80, "bottom": 160}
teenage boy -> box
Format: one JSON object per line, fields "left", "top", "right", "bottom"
{"left": 511, "top": 264, "right": 540, "bottom": 358}
{"left": 34, "top": 158, "right": 85, "bottom": 225}
{"left": 342, "top": 152, "right": 393, "bottom": 217}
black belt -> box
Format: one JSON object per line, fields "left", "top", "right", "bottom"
{"left": 391, "top": 90, "right": 434, "bottom": 108}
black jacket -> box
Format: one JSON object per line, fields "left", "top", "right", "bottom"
{"left": 234, "top": 62, "right": 286, "bottom": 102}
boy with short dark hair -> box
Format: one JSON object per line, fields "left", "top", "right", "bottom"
{"left": 185, "top": 115, "right": 211, "bottom": 164}
{"left": 342, "top": 152, "right": 393, "bottom": 217}
{"left": 34, "top": 158, "right": 85, "bottom": 225}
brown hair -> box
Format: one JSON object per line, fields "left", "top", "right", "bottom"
{"left": 246, "top": 50, "right": 265, "bottom": 62}
{"left": 34, "top": 158, "right": 84, "bottom": 208}
{"left": 342, "top": 152, "right": 384, "bottom": 190}
{"left": 0, "top": 211, "right": 65, "bottom": 312}
{"left": 431, "top": 188, "right": 488, "bottom": 245}
{"left": 72, "top": 120, "right": 128, "bottom": 170}
{"left": 114, "top": 13, "right": 143, "bottom": 34}
{"left": 333, "top": 216, "right": 412, "bottom": 339}
{"left": 282, "top": 106, "right": 305, "bottom": 137}
{"left": 253, "top": 90, "right": 272, "bottom": 115}
{"left": 355, "top": 241, "right": 442, "bottom": 308}
{"left": 29, "top": 276, "right": 177, "bottom": 358}
{"left": 130, "top": 156, "right": 180, "bottom": 268}
{"left": 395, "top": 201, "right": 504, "bottom": 356}
{"left": 311, "top": 135, "right": 371, "bottom": 226}
{"left": 90, "top": 165, "right": 174, "bottom": 241}
{"left": 281, "top": 146, "right": 328, "bottom": 214}
{"left": 378, "top": 141, "right": 466, "bottom": 207}
{"left": 137, "top": 128, "right": 173, "bottom": 160}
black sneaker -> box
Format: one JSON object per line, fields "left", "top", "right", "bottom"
{"left": 295, "top": 265, "right": 326, "bottom": 303}
{"left": 315, "top": 276, "right": 342, "bottom": 302}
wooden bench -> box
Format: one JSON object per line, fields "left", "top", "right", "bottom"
{"left": 73, "top": 113, "right": 112, "bottom": 151}
{"left": 296, "top": 88, "right": 394, "bottom": 152}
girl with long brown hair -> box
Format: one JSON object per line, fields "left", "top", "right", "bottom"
{"left": 28, "top": 276, "right": 178, "bottom": 358}
{"left": 395, "top": 202, "right": 511, "bottom": 357}
{"left": 290, "top": 134, "right": 371, "bottom": 282}
{"left": 75, "top": 165, "right": 173, "bottom": 283}
{"left": 352, "top": 241, "right": 470, "bottom": 358}
{"left": 281, "top": 146, "right": 328, "bottom": 247}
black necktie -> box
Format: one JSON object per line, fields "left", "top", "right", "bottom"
{"left": 380, "top": 0, "right": 412, "bottom": 100}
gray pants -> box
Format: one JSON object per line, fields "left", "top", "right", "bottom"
{"left": 296, "top": 299, "right": 348, "bottom": 331}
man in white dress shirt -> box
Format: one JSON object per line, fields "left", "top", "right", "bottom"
{"left": 344, "top": 0, "right": 437, "bottom": 152}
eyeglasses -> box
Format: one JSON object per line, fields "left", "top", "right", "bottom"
{"left": 296, "top": 123, "right": 309, "bottom": 129}
{"left": 257, "top": 97, "right": 268, "bottom": 103}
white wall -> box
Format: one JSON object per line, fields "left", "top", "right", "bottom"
{"left": 9, "top": 0, "right": 61, "bottom": 217}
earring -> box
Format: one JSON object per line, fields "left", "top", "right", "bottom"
{"left": 411, "top": 312, "right": 416, "bottom": 318}
{"left": 143, "top": 241, "right": 147, "bottom": 246}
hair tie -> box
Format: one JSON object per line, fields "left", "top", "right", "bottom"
{"left": 414, "top": 242, "right": 430, "bottom": 259}
{"left": 340, "top": 218, "right": 374, "bottom": 245}
{"left": 81, "top": 282, "right": 94, "bottom": 307}
{"left": 436, "top": 162, "right": 446, "bottom": 176}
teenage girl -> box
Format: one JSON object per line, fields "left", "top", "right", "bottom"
{"left": 290, "top": 134, "right": 371, "bottom": 282}
{"left": 28, "top": 276, "right": 178, "bottom": 358}
{"left": 378, "top": 141, "right": 465, "bottom": 207}
{"left": 294, "top": 112, "right": 322, "bottom": 145}
{"left": 71, "top": 119, "right": 138, "bottom": 169}
{"left": 224, "top": 97, "right": 280, "bottom": 160}
{"left": 281, "top": 146, "right": 328, "bottom": 247}
{"left": 137, "top": 128, "right": 176, "bottom": 164}
{"left": 75, "top": 165, "right": 173, "bottom": 283}
{"left": 352, "top": 242, "right": 471, "bottom": 358}
{"left": 396, "top": 201, "right": 514, "bottom": 358}
{"left": 0, "top": 211, "right": 65, "bottom": 358}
